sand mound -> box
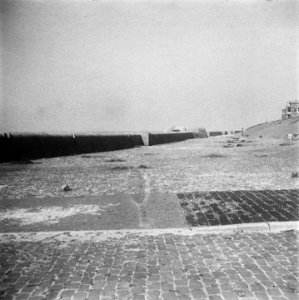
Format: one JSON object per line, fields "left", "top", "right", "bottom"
{"left": 246, "top": 116, "right": 299, "bottom": 139}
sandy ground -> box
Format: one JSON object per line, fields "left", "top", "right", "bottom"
{"left": 0, "top": 135, "right": 298, "bottom": 231}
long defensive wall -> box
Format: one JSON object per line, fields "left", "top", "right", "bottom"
{"left": 0, "top": 133, "right": 144, "bottom": 163}
{"left": 0, "top": 128, "right": 244, "bottom": 163}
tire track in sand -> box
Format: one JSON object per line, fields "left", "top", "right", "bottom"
{"left": 129, "top": 169, "right": 154, "bottom": 229}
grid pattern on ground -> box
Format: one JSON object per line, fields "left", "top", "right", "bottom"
{"left": 0, "top": 231, "right": 297, "bottom": 300}
{"left": 177, "top": 189, "right": 299, "bottom": 227}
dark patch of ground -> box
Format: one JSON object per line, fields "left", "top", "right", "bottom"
{"left": 104, "top": 158, "right": 126, "bottom": 162}
{"left": 204, "top": 154, "right": 226, "bottom": 158}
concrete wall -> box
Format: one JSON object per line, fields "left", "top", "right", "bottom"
{"left": 193, "top": 128, "right": 208, "bottom": 139}
{"left": 208, "top": 130, "right": 241, "bottom": 136}
{"left": 209, "top": 131, "right": 223, "bottom": 137}
{"left": 74, "top": 134, "right": 144, "bottom": 154}
{"left": 148, "top": 132, "right": 196, "bottom": 146}
{"left": 0, "top": 134, "right": 14, "bottom": 163}
{"left": 0, "top": 129, "right": 211, "bottom": 162}
{"left": 0, "top": 133, "right": 144, "bottom": 163}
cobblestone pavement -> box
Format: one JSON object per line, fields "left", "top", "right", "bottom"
{"left": 178, "top": 190, "right": 299, "bottom": 226}
{"left": 0, "top": 230, "right": 298, "bottom": 300}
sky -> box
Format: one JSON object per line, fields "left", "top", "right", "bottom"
{"left": 0, "top": 0, "right": 298, "bottom": 133}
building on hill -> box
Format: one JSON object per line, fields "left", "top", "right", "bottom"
{"left": 282, "top": 100, "right": 299, "bottom": 119}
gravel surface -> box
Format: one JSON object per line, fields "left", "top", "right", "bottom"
{"left": 0, "top": 136, "right": 298, "bottom": 200}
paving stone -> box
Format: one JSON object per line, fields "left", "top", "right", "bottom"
{"left": 148, "top": 275, "right": 160, "bottom": 282}
{"left": 250, "top": 282, "right": 267, "bottom": 292}
{"left": 208, "top": 295, "right": 224, "bottom": 300}
{"left": 147, "top": 289, "right": 160, "bottom": 298}
{"left": 205, "top": 287, "right": 221, "bottom": 295}
{"left": 175, "top": 286, "right": 189, "bottom": 295}
{"left": 59, "top": 289, "right": 76, "bottom": 297}
{"left": 161, "top": 282, "right": 174, "bottom": 292}
{"left": 116, "top": 289, "right": 131, "bottom": 299}
{"left": 175, "top": 279, "right": 188, "bottom": 287}
{"left": 190, "top": 289, "right": 207, "bottom": 298}
{"left": 147, "top": 282, "right": 161, "bottom": 290}
{"left": 161, "top": 291, "right": 178, "bottom": 300}
{"left": 73, "top": 292, "right": 89, "bottom": 300}
{"left": 131, "top": 285, "right": 145, "bottom": 295}
{"left": 253, "top": 292, "right": 270, "bottom": 299}
{"left": 86, "top": 295, "right": 100, "bottom": 300}
{"left": 78, "top": 284, "right": 90, "bottom": 292}
{"left": 14, "top": 293, "right": 30, "bottom": 300}
{"left": 221, "top": 291, "right": 239, "bottom": 300}
{"left": 177, "top": 295, "right": 191, "bottom": 300}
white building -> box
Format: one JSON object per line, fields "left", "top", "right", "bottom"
{"left": 282, "top": 100, "right": 299, "bottom": 119}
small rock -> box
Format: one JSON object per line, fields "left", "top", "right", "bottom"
{"left": 111, "top": 166, "right": 130, "bottom": 170}
{"left": 62, "top": 184, "right": 71, "bottom": 191}
{"left": 138, "top": 164, "right": 150, "bottom": 169}
{"left": 291, "top": 172, "right": 298, "bottom": 178}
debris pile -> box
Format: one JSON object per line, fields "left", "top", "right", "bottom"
{"left": 223, "top": 136, "right": 247, "bottom": 148}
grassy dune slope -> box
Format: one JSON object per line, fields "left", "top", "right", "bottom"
{"left": 246, "top": 115, "right": 299, "bottom": 139}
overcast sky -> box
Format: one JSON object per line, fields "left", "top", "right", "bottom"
{"left": 0, "top": 0, "right": 298, "bottom": 132}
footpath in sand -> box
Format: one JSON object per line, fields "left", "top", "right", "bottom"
{"left": 0, "top": 134, "right": 298, "bottom": 299}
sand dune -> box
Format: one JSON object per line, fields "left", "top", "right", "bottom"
{"left": 246, "top": 115, "right": 299, "bottom": 139}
